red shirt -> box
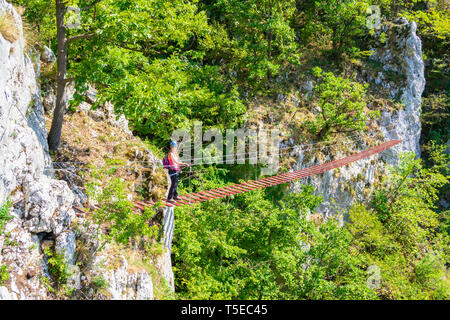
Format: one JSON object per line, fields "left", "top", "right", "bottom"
{"left": 168, "top": 151, "right": 180, "bottom": 171}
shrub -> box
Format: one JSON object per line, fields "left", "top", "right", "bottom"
{"left": 0, "top": 199, "right": 13, "bottom": 234}
{"left": 44, "top": 247, "right": 72, "bottom": 289}
{"left": 89, "top": 178, "right": 160, "bottom": 248}
{"left": 300, "top": 0, "right": 369, "bottom": 58}
{"left": 0, "top": 265, "right": 10, "bottom": 285}
{"left": 91, "top": 275, "right": 108, "bottom": 290}
{"left": 172, "top": 182, "right": 376, "bottom": 300}
{"left": 421, "top": 94, "right": 449, "bottom": 147}
{"left": 349, "top": 150, "right": 450, "bottom": 299}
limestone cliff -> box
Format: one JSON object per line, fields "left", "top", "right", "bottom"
{"left": 0, "top": 0, "right": 52, "bottom": 204}
{"left": 291, "top": 18, "right": 425, "bottom": 219}
{"left": 0, "top": 0, "right": 73, "bottom": 299}
{"left": 0, "top": 1, "right": 170, "bottom": 300}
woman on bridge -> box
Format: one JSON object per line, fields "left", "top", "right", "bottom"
{"left": 164, "top": 140, "right": 190, "bottom": 203}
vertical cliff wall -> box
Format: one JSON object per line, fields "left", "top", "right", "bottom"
{"left": 0, "top": 1, "right": 163, "bottom": 300}
{"left": 370, "top": 17, "right": 425, "bottom": 161}
{"left": 0, "top": 0, "right": 52, "bottom": 204}
{"left": 0, "top": 0, "right": 76, "bottom": 299}
{"left": 292, "top": 18, "right": 425, "bottom": 219}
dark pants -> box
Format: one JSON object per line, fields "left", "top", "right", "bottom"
{"left": 167, "top": 170, "right": 179, "bottom": 200}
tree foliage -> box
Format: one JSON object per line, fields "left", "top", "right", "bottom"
{"left": 349, "top": 149, "right": 449, "bottom": 299}
{"left": 173, "top": 149, "right": 449, "bottom": 300}
{"left": 87, "top": 177, "right": 160, "bottom": 247}
{"left": 63, "top": 0, "right": 246, "bottom": 142}
{"left": 173, "top": 183, "right": 376, "bottom": 299}
{"left": 210, "top": 0, "right": 300, "bottom": 88}
{"left": 297, "top": 0, "right": 369, "bottom": 58}
{"left": 304, "top": 67, "right": 379, "bottom": 139}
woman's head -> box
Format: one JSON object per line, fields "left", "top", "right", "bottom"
{"left": 168, "top": 140, "right": 177, "bottom": 151}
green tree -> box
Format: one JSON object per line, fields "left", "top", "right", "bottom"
{"left": 304, "top": 67, "right": 379, "bottom": 139}
{"left": 87, "top": 177, "right": 160, "bottom": 247}
{"left": 421, "top": 94, "right": 450, "bottom": 148}
{"left": 173, "top": 177, "right": 376, "bottom": 299}
{"left": 14, "top": 0, "right": 246, "bottom": 146}
{"left": 298, "top": 0, "right": 369, "bottom": 58}
{"left": 210, "top": 0, "right": 300, "bottom": 89}
{"left": 11, "top": 0, "right": 56, "bottom": 44}
{"left": 12, "top": 0, "right": 107, "bottom": 151}
{"left": 67, "top": 0, "right": 246, "bottom": 142}
{"left": 350, "top": 149, "right": 449, "bottom": 299}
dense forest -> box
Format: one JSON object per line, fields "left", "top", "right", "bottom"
{"left": 0, "top": 0, "right": 449, "bottom": 300}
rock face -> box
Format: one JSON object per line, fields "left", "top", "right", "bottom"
{"left": 369, "top": 17, "right": 425, "bottom": 160}
{"left": 0, "top": 2, "right": 159, "bottom": 300}
{"left": 0, "top": 0, "right": 52, "bottom": 204}
{"left": 158, "top": 207, "right": 175, "bottom": 291}
{"left": 40, "top": 46, "right": 56, "bottom": 64}
{"left": 62, "top": 84, "right": 132, "bottom": 135}
{"left": 90, "top": 246, "right": 154, "bottom": 300}
{"left": 42, "top": 84, "right": 56, "bottom": 114}
{"left": 0, "top": 215, "right": 48, "bottom": 299}
{"left": 292, "top": 18, "right": 425, "bottom": 218}
{"left": 23, "top": 176, "right": 75, "bottom": 236}
{"left": 0, "top": 0, "right": 75, "bottom": 299}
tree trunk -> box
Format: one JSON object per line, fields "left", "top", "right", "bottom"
{"left": 317, "top": 124, "right": 330, "bottom": 140}
{"left": 48, "top": 0, "right": 68, "bottom": 151}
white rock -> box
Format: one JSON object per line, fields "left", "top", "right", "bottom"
{"left": 55, "top": 231, "right": 76, "bottom": 265}
{"left": 42, "top": 85, "right": 56, "bottom": 113}
{"left": 67, "top": 265, "right": 81, "bottom": 291}
{"left": 293, "top": 18, "right": 424, "bottom": 216}
{"left": 92, "top": 253, "right": 154, "bottom": 300}
{"left": 0, "top": 3, "right": 80, "bottom": 299}
{"left": 302, "top": 81, "right": 313, "bottom": 98}
{"left": 156, "top": 248, "right": 175, "bottom": 292}
{"left": 0, "top": 286, "right": 12, "bottom": 300}
{"left": 155, "top": 207, "right": 175, "bottom": 291}
{"left": 23, "top": 176, "right": 75, "bottom": 236}
{"left": 65, "top": 84, "right": 132, "bottom": 135}
{"left": 135, "top": 272, "right": 154, "bottom": 300}
{"left": 370, "top": 18, "right": 424, "bottom": 159}
{"left": 0, "top": 0, "right": 52, "bottom": 204}
{"left": 40, "top": 46, "right": 56, "bottom": 63}
{"left": 0, "top": 1, "right": 167, "bottom": 300}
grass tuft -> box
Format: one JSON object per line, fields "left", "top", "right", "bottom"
{"left": 0, "top": 12, "right": 20, "bottom": 43}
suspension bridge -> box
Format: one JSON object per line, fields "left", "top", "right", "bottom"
{"left": 73, "top": 139, "right": 402, "bottom": 214}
